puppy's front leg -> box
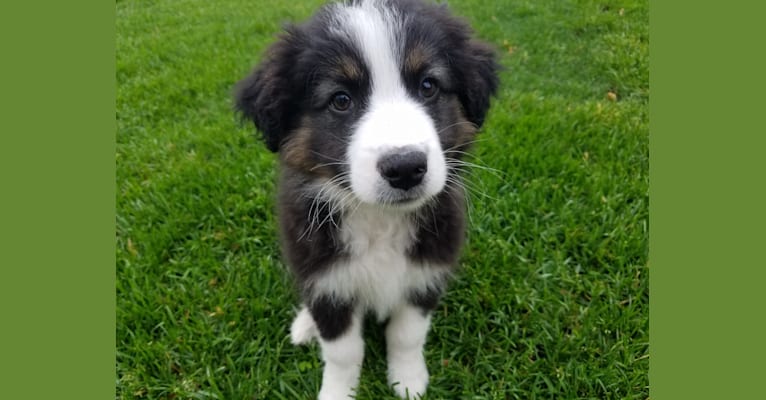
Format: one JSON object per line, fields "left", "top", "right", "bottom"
{"left": 386, "top": 304, "right": 432, "bottom": 399}
{"left": 310, "top": 297, "right": 363, "bottom": 400}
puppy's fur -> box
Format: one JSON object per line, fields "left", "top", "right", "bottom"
{"left": 234, "top": 0, "right": 498, "bottom": 398}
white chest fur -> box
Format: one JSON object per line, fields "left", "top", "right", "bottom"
{"left": 310, "top": 205, "right": 447, "bottom": 320}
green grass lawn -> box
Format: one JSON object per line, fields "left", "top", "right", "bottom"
{"left": 116, "top": 0, "right": 648, "bottom": 398}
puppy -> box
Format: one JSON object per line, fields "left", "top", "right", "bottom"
{"left": 234, "top": 0, "right": 498, "bottom": 398}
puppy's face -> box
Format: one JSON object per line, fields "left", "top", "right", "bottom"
{"left": 236, "top": 0, "right": 498, "bottom": 209}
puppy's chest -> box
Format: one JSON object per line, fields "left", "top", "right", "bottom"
{"left": 339, "top": 210, "right": 416, "bottom": 290}
{"left": 312, "top": 208, "right": 434, "bottom": 318}
{"left": 341, "top": 209, "right": 415, "bottom": 262}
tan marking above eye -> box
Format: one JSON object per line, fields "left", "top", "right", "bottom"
{"left": 404, "top": 45, "right": 431, "bottom": 75}
{"left": 336, "top": 56, "right": 363, "bottom": 82}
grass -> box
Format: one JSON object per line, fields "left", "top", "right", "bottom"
{"left": 116, "top": 0, "right": 648, "bottom": 399}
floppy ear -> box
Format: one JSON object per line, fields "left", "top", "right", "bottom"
{"left": 234, "top": 31, "right": 302, "bottom": 152}
{"left": 456, "top": 39, "right": 500, "bottom": 128}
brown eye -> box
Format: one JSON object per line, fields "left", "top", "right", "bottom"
{"left": 330, "top": 92, "right": 352, "bottom": 111}
{"left": 419, "top": 77, "right": 438, "bottom": 98}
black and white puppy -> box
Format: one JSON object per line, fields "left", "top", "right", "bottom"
{"left": 235, "top": 0, "right": 498, "bottom": 398}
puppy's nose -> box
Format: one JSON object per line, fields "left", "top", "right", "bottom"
{"left": 377, "top": 151, "right": 428, "bottom": 190}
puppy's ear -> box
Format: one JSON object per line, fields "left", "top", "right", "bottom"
{"left": 456, "top": 40, "right": 500, "bottom": 128}
{"left": 234, "top": 30, "right": 302, "bottom": 152}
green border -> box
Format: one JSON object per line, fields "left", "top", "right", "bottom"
{"left": 650, "top": 1, "right": 766, "bottom": 398}
{"left": 0, "top": 2, "right": 115, "bottom": 399}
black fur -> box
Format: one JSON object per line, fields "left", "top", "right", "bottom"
{"left": 309, "top": 295, "right": 355, "bottom": 340}
{"left": 408, "top": 286, "right": 444, "bottom": 313}
{"left": 277, "top": 167, "right": 348, "bottom": 293}
{"left": 398, "top": 0, "right": 500, "bottom": 127}
{"left": 234, "top": 16, "right": 371, "bottom": 153}
{"left": 234, "top": 28, "right": 303, "bottom": 152}
{"left": 407, "top": 185, "right": 467, "bottom": 266}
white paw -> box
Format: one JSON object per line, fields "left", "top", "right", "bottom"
{"left": 389, "top": 358, "right": 429, "bottom": 399}
{"left": 290, "top": 306, "right": 317, "bottom": 345}
{"left": 318, "top": 385, "right": 355, "bottom": 400}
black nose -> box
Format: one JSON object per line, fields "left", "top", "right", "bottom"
{"left": 377, "top": 151, "right": 428, "bottom": 191}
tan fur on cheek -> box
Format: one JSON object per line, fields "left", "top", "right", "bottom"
{"left": 280, "top": 127, "right": 335, "bottom": 178}
{"left": 280, "top": 128, "right": 312, "bottom": 169}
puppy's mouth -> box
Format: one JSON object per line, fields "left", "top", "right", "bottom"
{"left": 375, "top": 186, "right": 433, "bottom": 209}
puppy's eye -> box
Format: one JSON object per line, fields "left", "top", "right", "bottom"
{"left": 330, "top": 92, "right": 352, "bottom": 111}
{"left": 419, "top": 77, "right": 438, "bottom": 98}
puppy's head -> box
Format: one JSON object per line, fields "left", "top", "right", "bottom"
{"left": 235, "top": 0, "right": 499, "bottom": 209}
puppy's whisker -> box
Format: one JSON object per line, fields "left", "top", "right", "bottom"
{"left": 299, "top": 173, "right": 352, "bottom": 240}
{"left": 446, "top": 159, "right": 505, "bottom": 180}
{"left": 436, "top": 120, "right": 479, "bottom": 135}
{"left": 310, "top": 161, "right": 348, "bottom": 171}
{"left": 442, "top": 137, "right": 490, "bottom": 152}
{"left": 445, "top": 175, "right": 497, "bottom": 202}
{"left": 310, "top": 150, "right": 346, "bottom": 163}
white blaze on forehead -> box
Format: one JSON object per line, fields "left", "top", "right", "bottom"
{"left": 332, "top": 0, "right": 406, "bottom": 100}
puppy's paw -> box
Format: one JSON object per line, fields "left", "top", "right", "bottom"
{"left": 289, "top": 306, "right": 317, "bottom": 345}
{"left": 389, "top": 358, "right": 428, "bottom": 399}
{"left": 318, "top": 386, "right": 355, "bottom": 400}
